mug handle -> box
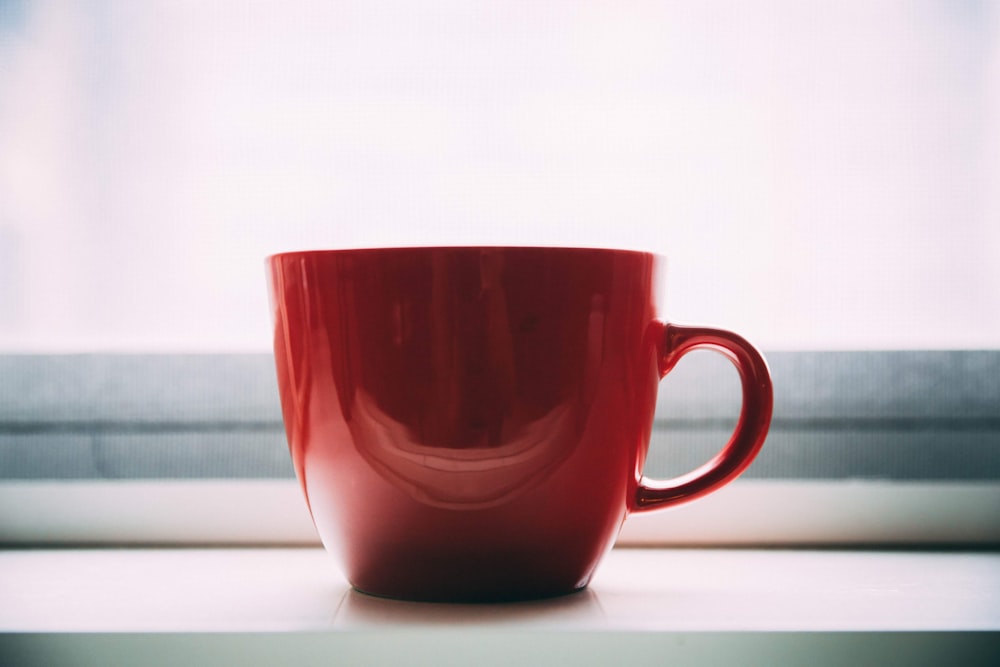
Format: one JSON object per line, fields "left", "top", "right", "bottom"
{"left": 632, "top": 322, "right": 774, "bottom": 512}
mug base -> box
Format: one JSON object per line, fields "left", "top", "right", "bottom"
{"left": 349, "top": 582, "right": 590, "bottom": 604}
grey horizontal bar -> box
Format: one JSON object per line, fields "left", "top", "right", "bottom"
{"left": 0, "top": 433, "right": 294, "bottom": 479}
{"left": 7, "top": 416, "right": 998, "bottom": 437}
{"left": 657, "top": 349, "right": 1000, "bottom": 421}
{"left": 0, "top": 351, "right": 998, "bottom": 481}
{"left": 645, "top": 428, "right": 1000, "bottom": 481}
{"left": 1, "top": 351, "right": 998, "bottom": 425}
{"left": 2, "top": 426, "right": 998, "bottom": 481}
{"left": 657, "top": 417, "right": 1000, "bottom": 432}
{"left": 0, "top": 355, "right": 282, "bottom": 424}
{"left": 0, "top": 421, "right": 284, "bottom": 436}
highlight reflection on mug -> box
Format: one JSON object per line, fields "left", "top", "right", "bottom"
{"left": 346, "top": 388, "right": 583, "bottom": 510}
{"left": 344, "top": 293, "right": 608, "bottom": 511}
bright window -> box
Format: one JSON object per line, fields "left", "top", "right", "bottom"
{"left": 1, "top": 0, "right": 997, "bottom": 352}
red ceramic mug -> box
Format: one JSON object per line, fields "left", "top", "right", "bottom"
{"left": 268, "top": 247, "right": 772, "bottom": 602}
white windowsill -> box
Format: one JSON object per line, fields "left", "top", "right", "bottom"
{"left": 2, "top": 547, "right": 998, "bottom": 666}
{"left": 4, "top": 480, "right": 1000, "bottom": 547}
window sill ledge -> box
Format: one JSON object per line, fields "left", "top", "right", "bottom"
{"left": 2, "top": 547, "right": 998, "bottom": 665}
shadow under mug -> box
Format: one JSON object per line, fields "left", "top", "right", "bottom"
{"left": 267, "top": 247, "right": 772, "bottom": 602}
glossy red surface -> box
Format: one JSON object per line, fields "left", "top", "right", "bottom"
{"left": 268, "top": 247, "right": 772, "bottom": 601}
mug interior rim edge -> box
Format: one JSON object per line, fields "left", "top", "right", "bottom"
{"left": 266, "top": 246, "right": 663, "bottom": 263}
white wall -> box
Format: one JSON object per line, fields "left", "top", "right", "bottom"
{"left": 1, "top": 0, "right": 997, "bottom": 351}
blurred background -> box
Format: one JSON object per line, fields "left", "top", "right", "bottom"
{"left": 1, "top": 0, "right": 998, "bottom": 352}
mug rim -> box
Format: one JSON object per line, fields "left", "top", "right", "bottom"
{"left": 266, "top": 245, "right": 662, "bottom": 263}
